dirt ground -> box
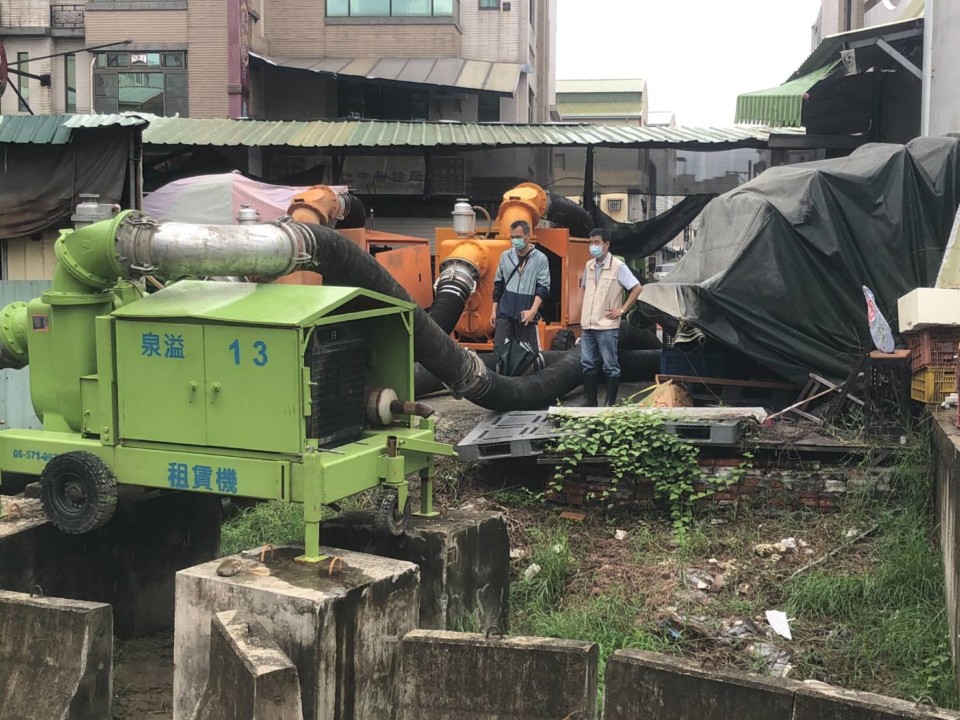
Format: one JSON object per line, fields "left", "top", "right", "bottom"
{"left": 111, "top": 384, "right": 874, "bottom": 712}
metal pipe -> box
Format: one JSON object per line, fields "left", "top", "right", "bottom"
{"left": 114, "top": 215, "right": 311, "bottom": 280}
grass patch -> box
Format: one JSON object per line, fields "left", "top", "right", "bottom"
{"left": 220, "top": 501, "right": 305, "bottom": 556}
{"left": 783, "top": 431, "right": 958, "bottom": 708}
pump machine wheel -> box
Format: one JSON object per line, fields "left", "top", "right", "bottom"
{"left": 39, "top": 451, "right": 118, "bottom": 534}
{"left": 375, "top": 485, "right": 410, "bottom": 536}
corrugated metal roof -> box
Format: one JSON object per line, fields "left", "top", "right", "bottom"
{"left": 142, "top": 117, "right": 797, "bottom": 150}
{"left": 556, "top": 79, "right": 646, "bottom": 94}
{"left": 251, "top": 53, "right": 522, "bottom": 95}
{"left": 557, "top": 102, "right": 645, "bottom": 119}
{"left": 0, "top": 113, "right": 149, "bottom": 144}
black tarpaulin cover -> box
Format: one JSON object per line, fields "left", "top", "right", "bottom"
{"left": 638, "top": 138, "right": 960, "bottom": 384}
{"left": 0, "top": 129, "right": 130, "bottom": 239}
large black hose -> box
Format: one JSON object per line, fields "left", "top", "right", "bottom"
{"left": 428, "top": 259, "right": 476, "bottom": 334}
{"left": 544, "top": 192, "right": 715, "bottom": 260}
{"left": 302, "top": 224, "right": 583, "bottom": 411}
{"left": 414, "top": 349, "right": 662, "bottom": 398}
{"left": 337, "top": 194, "right": 367, "bottom": 229}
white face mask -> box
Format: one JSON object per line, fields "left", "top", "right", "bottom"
{"left": 589, "top": 245, "right": 604, "bottom": 258}
{"left": 511, "top": 235, "right": 526, "bottom": 250}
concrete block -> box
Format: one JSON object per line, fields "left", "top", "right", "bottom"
{"left": 0, "top": 492, "right": 221, "bottom": 638}
{"left": 175, "top": 545, "right": 420, "bottom": 720}
{"left": 322, "top": 509, "right": 509, "bottom": 631}
{"left": 0, "top": 590, "right": 112, "bottom": 720}
{"left": 602, "top": 649, "right": 795, "bottom": 720}
{"left": 191, "top": 610, "right": 303, "bottom": 720}
{"left": 794, "top": 681, "right": 960, "bottom": 719}
{"left": 399, "top": 629, "right": 598, "bottom": 720}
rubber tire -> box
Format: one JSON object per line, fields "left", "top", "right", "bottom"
{"left": 40, "top": 451, "right": 118, "bottom": 534}
{"left": 550, "top": 329, "right": 577, "bottom": 351}
{"left": 375, "top": 486, "right": 410, "bottom": 536}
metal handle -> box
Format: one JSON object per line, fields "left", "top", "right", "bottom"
{"left": 188, "top": 380, "right": 198, "bottom": 402}
{"left": 210, "top": 382, "right": 222, "bottom": 402}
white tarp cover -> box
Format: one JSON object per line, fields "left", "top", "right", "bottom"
{"left": 142, "top": 172, "right": 348, "bottom": 224}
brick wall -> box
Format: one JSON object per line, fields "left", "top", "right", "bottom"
{"left": 1, "top": 0, "right": 51, "bottom": 27}
{"left": 0, "top": 37, "right": 54, "bottom": 115}
{"left": 186, "top": 0, "right": 228, "bottom": 118}
{"left": 553, "top": 458, "right": 895, "bottom": 513}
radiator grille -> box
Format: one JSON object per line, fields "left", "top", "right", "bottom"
{"left": 309, "top": 326, "right": 366, "bottom": 446}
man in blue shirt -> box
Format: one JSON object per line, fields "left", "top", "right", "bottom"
{"left": 490, "top": 219, "right": 551, "bottom": 352}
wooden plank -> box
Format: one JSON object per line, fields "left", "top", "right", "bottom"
{"left": 656, "top": 374, "right": 798, "bottom": 390}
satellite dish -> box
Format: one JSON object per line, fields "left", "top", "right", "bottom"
{"left": 0, "top": 40, "right": 7, "bottom": 99}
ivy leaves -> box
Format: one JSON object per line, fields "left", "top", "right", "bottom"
{"left": 549, "top": 411, "right": 741, "bottom": 535}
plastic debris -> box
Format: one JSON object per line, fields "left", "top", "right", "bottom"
{"left": 765, "top": 610, "right": 792, "bottom": 640}
{"left": 749, "top": 641, "right": 793, "bottom": 677}
{"left": 614, "top": 529, "right": 628, "bottom": 541}
{"left": 523, "top": 563, "right": 541, "bottom": 581}
{"left": 509, "top": 548, "right": 526, "bottom": 560}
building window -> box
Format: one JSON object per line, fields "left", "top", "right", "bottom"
{"left": 94, "top": 51, "right": 188, "bottom": 116}
{"left": 479, "top": 0, "right": 498, "bottom": 7}
{"left": 337, "top": 80, "right": 427, "bottom": 120}
{"left": 528, "top": 86, "right": 535, "bottom": 124}
{"left": 478, "top": 93, "right": 499, "bottom": 122}
{"left": 17, "top": 53, "right": 29, "bottom": 111}
{"left": 529, "top": 0, "right": 534, "bottom": 25}
{"left": 607, "top": 198, "right": 622, "bottom": 213}
{"left": 65, "top": 54, "right": 77, "bottom": 112}
{"left": 554, "top": 152, "right": 565, "bottom": 171}
{"left": 327, "top": 0, "right": 454, "bottom": 16}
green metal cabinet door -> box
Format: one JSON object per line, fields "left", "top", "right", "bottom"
{"left": 116, "top": 321, "right": 207, "bottom": 445}
{"left": 203, "top": 326, "right": 302, "bottom": 454}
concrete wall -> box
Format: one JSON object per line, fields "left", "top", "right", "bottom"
{"left": 85, "top": 8, "right": 189, "bottom": 45}
{"left": 933, "top": 411, "right": 960, "bottom": 692}
{"left": 399, "top": 630, "right": 598, "bottom": 720}
{"left": 0, "top": 0, "right": 50, "bottom": 26}
{"left": 603, "top": 650, "right": 960, "bottom": 720}
{"left": 0, "top": 591, "right": 113, "bottom": 720}
{"left": 865, "top": 0, "right": 924, "bottom": 26}
{"left": 0, "top": 37, "right": 54, "bottom": 115}
{"left": 928, "top": 0, "right": 960, "bottom": 136}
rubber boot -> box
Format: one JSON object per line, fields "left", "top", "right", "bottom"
{"left": 582, "top": 373, "right": 599, "bottom": 406}
{"left": 604, "top": 377, "right": 620, "bottom": 406}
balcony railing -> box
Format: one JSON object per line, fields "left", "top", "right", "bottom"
{"left": 51, "top": 3, "right": 84, "bottom": 30}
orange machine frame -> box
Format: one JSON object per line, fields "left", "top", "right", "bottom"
{"left": 278, "top": 226, "right": 433, "bottom": 308}
{"left": 435, "top": 227, "right": 592, "bottom": 351}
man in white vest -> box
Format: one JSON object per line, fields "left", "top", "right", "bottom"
{"left": 580, "top": 228, "right": 643, "bottom": 406}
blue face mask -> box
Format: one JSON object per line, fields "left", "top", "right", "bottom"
{"left": 511, "top": 236, "right": 526, "bottom": 250}
{"left": 589, "top": 245, "right": 604, "bottom": 258}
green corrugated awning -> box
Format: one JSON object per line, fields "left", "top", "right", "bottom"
{"left": 735, "top": 61, "right": 839, "bottom": 127}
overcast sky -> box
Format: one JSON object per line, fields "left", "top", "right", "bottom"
{"left": 555, "top": 0, "right": 823, "bottom": 127}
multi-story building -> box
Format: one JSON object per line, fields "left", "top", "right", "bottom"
{"left": 0, "top": 0, "right": 91, "bottom": 114}
{"left": 1, "top": 0, "right": 556, "bottom": 122}
{"left": 811, "top": 0, "right": 865, "bottom": 49}
{"left": 555, "top": 78, "right": 647, "bottom": 126}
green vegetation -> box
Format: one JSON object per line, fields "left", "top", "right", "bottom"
{"left": 549, "top": 411, "right": 743, "bottom": 534}
{"left": 507, "top": 427, "right": 957, "bottom": 708}
{"left": 220, "top": 501, "right": 306, "bottom": 556}
{"left": 510, "top": 520, "right": 666, "bottom": 690}
{"left": 783, "top": 434, "right": 957, "bottom": 707}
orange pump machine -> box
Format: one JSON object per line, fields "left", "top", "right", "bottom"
{"left": 435, "top": 182, "right": 592, "bottom": 351}
{"left": 281, "top": 185, "right": 434, "bottom": 308}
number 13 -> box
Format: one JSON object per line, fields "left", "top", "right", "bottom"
{"left": 229, "top": 340, "right": 269, "bottom": 366}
